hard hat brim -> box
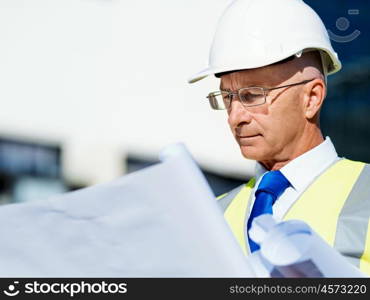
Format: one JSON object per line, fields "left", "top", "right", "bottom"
{"left": 188, "top": 48, "right": 342, "bottom": 84}
{"left": 188, "top": 67, "right": 213, "bottom": 84}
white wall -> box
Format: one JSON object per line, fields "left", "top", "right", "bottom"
{"left": 0, "top": 0, "right": 255, "bottom": 185}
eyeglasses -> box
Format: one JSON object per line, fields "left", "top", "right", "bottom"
{"left": 206, "top": 79, "right": 315, "bottom": 110}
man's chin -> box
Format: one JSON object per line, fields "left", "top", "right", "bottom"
{"left": 239, "top": 145, "right": 266, "bottom": 161}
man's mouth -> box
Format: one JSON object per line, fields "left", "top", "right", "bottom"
{"left": 236, "top": 134, "right": 261, "bottom": 138}
{"left": 236, "top": 134, "right": 262, "bottom": 146}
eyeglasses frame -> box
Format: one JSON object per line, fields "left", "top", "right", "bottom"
{"left": 207, "top": 78, "right": 315, "bottom": 109}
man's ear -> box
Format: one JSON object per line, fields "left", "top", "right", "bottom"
{"left": 303, "top": 78, "right": 326, "bottom": 120}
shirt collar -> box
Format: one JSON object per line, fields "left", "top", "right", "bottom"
{"left": 254, "top": 137, "right": 339, "bottom": 191}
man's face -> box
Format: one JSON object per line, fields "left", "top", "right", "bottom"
{"left": 220, "top": 62, "right": 308, "bottom": 164}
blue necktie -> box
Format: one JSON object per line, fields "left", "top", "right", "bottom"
{"left": 247, "top": 170, "right": 291, "bottom": 252}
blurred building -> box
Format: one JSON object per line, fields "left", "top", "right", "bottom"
{"left": 305, "top": 0, "right": 370, "bottom": 162}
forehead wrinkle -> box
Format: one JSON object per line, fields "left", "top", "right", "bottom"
{"left": 219, "top": 51, "right": 324, "bottom": 91}
{"left": 220, "top": 72, "right": 262, "bottom": 91}
{"left": 220, "top": 66, "right": 285, "bottom": 91}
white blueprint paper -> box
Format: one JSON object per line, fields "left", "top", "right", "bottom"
{"left": 0, "top": 143, "right": 254, "bottom": 277}
{"left": 248, "top": 215, "right": 366, "bottom": 278}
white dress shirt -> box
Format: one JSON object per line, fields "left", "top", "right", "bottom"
{"left": 249, "top": 137, "right": 340, "bottom": 221}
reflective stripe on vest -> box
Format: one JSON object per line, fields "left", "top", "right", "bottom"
{"left": 218, "top": 159, "right": 370, "bottom": 275}
{"left": 334, "top": 164, "right": 370, "bottom": 275}
{"left": 220, "top": 179, "right": 255, "bottom": 256}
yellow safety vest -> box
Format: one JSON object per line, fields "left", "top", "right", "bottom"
{"left": 218, "top": 159, "right": 370, "bottom": 275}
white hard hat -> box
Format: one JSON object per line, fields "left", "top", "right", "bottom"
{"left": 188, "top": 0, "right": 341, "bottom": 83}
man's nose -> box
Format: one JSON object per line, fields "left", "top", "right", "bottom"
{"left": 228, "top": 98, "right": 253, "bottom": 128}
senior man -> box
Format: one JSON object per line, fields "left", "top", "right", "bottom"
{"left": 189, "top": 0, "right": 370, "bottom": 275}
